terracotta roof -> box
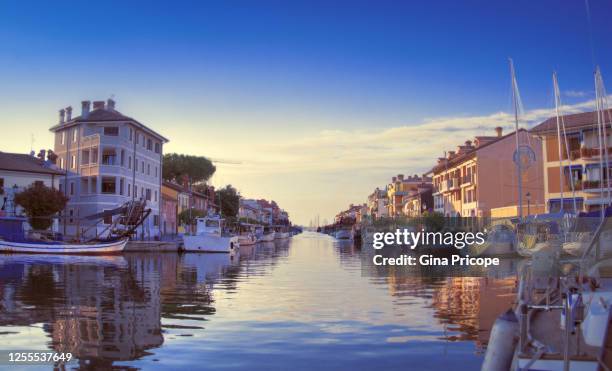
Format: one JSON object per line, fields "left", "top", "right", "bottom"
{"left": 530, "top": 109, "right": 612, "bottom": 135}
{"left": 49, "top": 107, "right": 169, "bottom": 143}
{"left": 0, "top": 152, "right": 64, "bottom": 175}
{"left": 430, "top": 128, "right": 527, "bottom": 174}
{"left": 162, "top": 181, "right": 186, "bottom": 193}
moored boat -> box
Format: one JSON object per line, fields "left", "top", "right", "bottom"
{"left": 335, "top": 228, "right": 352, "bottom": 240}
{"left": 182, "top": 215, "right": 239, "bottom": 253}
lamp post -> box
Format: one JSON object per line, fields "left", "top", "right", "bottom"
{"left": 526, "top": 192, "right": 531, "bottom": 217}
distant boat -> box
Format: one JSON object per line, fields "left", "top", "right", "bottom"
{"left": 182, "top": 215, "right": 239, "bottom": 253}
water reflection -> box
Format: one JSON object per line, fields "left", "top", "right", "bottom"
{"left": 0, "top": 233, "right": 517, "bottom": 370}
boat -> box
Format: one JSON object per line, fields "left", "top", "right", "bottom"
{"left": 260, "top": 230, "right": 275, "bottom": 242}
{"left": 335, "top": 227, "right": 352, "bottom": 240}
{"left": 182, "top": 215, "right": 240, "bottom": 253}
{"left": 464, "top": 221, "right": 517, "bottom": 257}
{"left": 236, "top": 223, "right": 258, "bottom": 246}
{"left": 0, "top": 200, "right": 150, "bottom": 255}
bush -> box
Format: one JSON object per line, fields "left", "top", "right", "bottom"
{"left": 14, "top": 183, "right": 68, "bottom": 230}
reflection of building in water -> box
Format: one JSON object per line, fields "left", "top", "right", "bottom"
{"left": 431, "top": 277, "right": 516, "bottom": 349}
{"left": 50, "top": 256, "right": 164, "bottom": 363}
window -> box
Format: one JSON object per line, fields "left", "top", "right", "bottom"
{"left": 61, "top": 132, "right": 65, "bottom": 145}
{"left": 120, "top": 178, "right": 124, "bottom": 195}
{"left": 71, "top": 155, "right": 76, "bottom": 169}
{"left": 136, "top": 132, "right": 139, "bottom": 144}
{"left": 128, "top": 183, "right": 131, "bottom": 197}
{"left": 92, "top": 148, "right": 98, "bottom": 163}
{"left": 155, "top": 166, "right": 158, "bottom": 177}
{"left": 141, "top": 161, "right": 145, "bottom": 174}
{"left": 147, "top": 139, "right": 152, "bottom": 151}
{"left": 70, "top": 182, "right": 75, "bottom": 195}
{"left": 141, "top": 134, "right": 145, "bottom": 147}
{"left": 69, "top": 209, "right": 74, "bottom": 224}
{"left": 59, "top": 157, "right": 65, "bottom": 169}
{"left": 59, "top": 183, "right": 63, "bottom": 193}
{"left": 128, "top": 156, "right": 132, "bottom": 169}
{"left": 154, "top": 190, "right": 158, "bottom": 202}
{"left": 101, "top": 177, "right": 116, "bottom": 194}
{"left": 146, "top": 188, "right": 151, "bottom": 201}
{"left": 134, "top": 185, "right": 138, "bottom": 198}
{"left": 147, "top": 164, "right": 150, "bottom": 175}
{"left": 102, "top": 149, "right": 116, "bottom": 165}
{"left": 121, "top": 150, "right": 125, "bottom": 166}
{"left": 103, "top": 127, "right": 119, "bottom": 136}
{"left": 154, "top": 142, "right": 160, "bottom": 154}
{"left": 73, "top": 128, "right": 78, "bottom": 142}
{"left": 81, "top": 150, "right": 90, "bottom": 165}
{"left": 129, "top": 128, "right": 133, "bottom": 141}
{"left": 153, "top": 215, "right": 159, "bottom": 226}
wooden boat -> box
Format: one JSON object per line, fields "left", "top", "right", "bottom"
{"left": 0, "top": 200, "right": 150, "bottom": 255}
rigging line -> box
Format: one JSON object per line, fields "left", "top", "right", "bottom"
{"left": 598, "top": 70, "right": 612, "bottom": 206}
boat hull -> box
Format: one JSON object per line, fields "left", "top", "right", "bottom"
{"left": 238, "top": 235, "right": 257, "bottom": 246}
{"left": 182, "top": 234, "right": 239, "bottom": 253}
{"left": 259, "top": 233, "right": 275, "bottom": 242}
{"left": 0, "top": 238, "right": 128, "bottom": 254}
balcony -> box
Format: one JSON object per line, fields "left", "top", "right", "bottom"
{"left": 81, "top": 134, "right": 100, "bottom": 148}
{"left": 461, "top": 174, "right": 474, "bottom": 186}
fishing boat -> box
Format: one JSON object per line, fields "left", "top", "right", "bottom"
{"left": 0, "top": 200, "right": 150, "bottom": 255}
{"left": 182, "top": 215, "right": 240, "bottom": 253}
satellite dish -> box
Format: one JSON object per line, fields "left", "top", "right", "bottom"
{"left": 513, "top": 145, "right": 536, "bottom": 170}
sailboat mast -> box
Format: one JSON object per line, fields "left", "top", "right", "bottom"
{"left": 594, "top": 67, "right": 609, "bottom": 218}
{"left": 553, "top": 73, "right": 578, "bottom": 213}
{"left": 595, "top": 67, "right": 612, "bottom": 208}
{"left": 553, "top": 73, "right": 565, "bottom": 211}
{"left": 509, "top": 59, "right": 523, "bottom": 219}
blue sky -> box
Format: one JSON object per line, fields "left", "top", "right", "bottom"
{"left": 0, "top": 1, "right": 611, "bottom": 224}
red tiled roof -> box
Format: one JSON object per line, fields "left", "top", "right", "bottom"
{"left": 530, "top": 109, "right": 612, "bottom": 135}
{"left": 430, "top": 128, "right": 527, "bottom": 174}
{"left": 0, "top": 152, "right": 64, "bottom": 175}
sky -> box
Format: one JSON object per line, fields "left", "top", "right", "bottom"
{"left": 0, "top": 0, "right": 611, "bottom": 225}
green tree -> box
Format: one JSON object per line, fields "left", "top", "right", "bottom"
{"left": 178, "top": 208, "right": 207, "bottom": 226}
{"left": 14, "top": 183, "right": 68, "bottom": 230}
{"left": 217, "top": 185, "right": 240, "bottom": 218}
{"left": 162, "top": 153, "right": 216, "bottom": 184}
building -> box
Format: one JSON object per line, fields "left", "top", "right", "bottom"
{"left": 402, "top": 183, "right": 434, "bottom": 217}
{"left": 367, "top": 188, "right": 388, "bottom": 220}
{"left": 531, "top": 109, "right": 612, "bottom": 213}
{"left": 430, "top": 127, "right": 544, "bottom": 217}
{"left": 386, "top": 174, "right": 432, "bottom": 217}
{"left": 49, "top": 99, "right": 168, "bottom": 238}
{"left": 0, "top": 151, "right": 64, "bottom": 230}
{"left": 161, "top": 181, "right": 180, "bottom": 237}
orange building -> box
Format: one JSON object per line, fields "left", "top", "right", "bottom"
{"left": 430, "top": 127, "right": 544, "bottom": 217}
{"left": 531, "top": 109, "right": 612, "bottom": 213}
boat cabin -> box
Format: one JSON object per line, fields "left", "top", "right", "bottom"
{"left": 195, "top": 216, "right": 225, "bottom": 236}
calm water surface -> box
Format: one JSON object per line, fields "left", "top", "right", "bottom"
{"left": 0, "top": 232, "right": 517, "bottom": 370}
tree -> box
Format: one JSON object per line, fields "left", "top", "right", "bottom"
{"left": 14, "top": 183, "right": 68, "bottom": 230}
{"left": 178, "top": 208, "right": 207, "bottom": 226}
{"left": 162, "top": 153, "right": 216, "bottom": 184}
{"left": 217, "top": 185, "right": 240, "bottom": 218}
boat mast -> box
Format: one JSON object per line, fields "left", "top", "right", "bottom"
{"left": 509, "top": 59, "right": 523, "bottom": 219}
{"left": 595, "top": 67, "right": 611, "bottom": 210}
{"left": 553, "top": 72, "right": 577, "bottom": 213}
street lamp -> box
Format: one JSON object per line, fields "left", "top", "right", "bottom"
{"left": 526, "top": 192, "right": 531, "bottom": 216}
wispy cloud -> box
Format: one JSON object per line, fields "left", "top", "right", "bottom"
{"left": 564, "top": 90, "right": 590, "bottom": 98}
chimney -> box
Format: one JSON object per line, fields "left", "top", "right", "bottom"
{"left": 65, "top": 106, "right": 72, "bottom": 121}
{"left": 397, "top": 174, "right": 404, "bottom": 181}
{"left": 81, "top": 101, "right": 91, "bottom": 118}
{"left": 59, "top": 109, "right": 65, "bottom": 124}
{"left": 93, "top": 100, "right": 105, "bottom": 110}
{"left": 495, "top": 126, "right": 503, "bottom": 137}
{"left": 107, "top": 98, "right": 116, "bottom": 110}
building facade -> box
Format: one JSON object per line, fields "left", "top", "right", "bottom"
{"left": 431, "top": 127, "right": 544, "bottom": 217}
{"left": 531, "top": 109, "right": 612, "bottom": 213}
{"left": 386, "top": 174, "right": 432, "bottom": 217}
{"left": 49, "top": 99, "right": 168, "bottom": 238}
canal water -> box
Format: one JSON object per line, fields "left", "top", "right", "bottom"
{"left": 0, "top": 232, "right": 517, "bottom": 370}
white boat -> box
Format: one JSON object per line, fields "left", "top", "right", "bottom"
{"left": 237, "top": 233, "right": 257, "bottom": 246}
{"left": 335, "top": 228, "right": 352, "bottom": 240}
{"left": 0, "top": 237, "right": 128, "bottom": 254}
{"left": 182, "top": 216, "right": 239, "bottom": 253}
{"left": 260, "top": 231, "right": 275, "bottom": 242}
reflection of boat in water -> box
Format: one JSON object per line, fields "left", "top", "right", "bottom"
{"left": 182, "top": 252, "right": 238, "bottom": 283}
{"left": 0, "top": 201, "right": 150, "bottom": 254}
{"left": 182, "top": 215, "right": 239, "bottom": 253}
{"left": 0, "top": 253, "right": 128, "bottom": 268}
